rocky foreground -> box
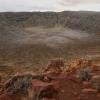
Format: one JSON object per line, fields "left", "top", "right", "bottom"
{"left": 0, "top": 58, "right": 100, "bottom": 100}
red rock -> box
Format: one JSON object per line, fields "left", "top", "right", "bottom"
{"left": 79, "top": 88, "right": 98, "bottom": 100}
{"left": 91, "top": 75, "right": 100, "bottom": 80}
{"left": 81, "top": 88, "right": 97, "bottom": 94}
{"left": 82, "top": 81, "right": 93, "bottom": 89}
{"left": 32, "top": 79, "right": 60, "bottom": 100}
{"left": 92, "top": 65, "right": 100, "bottom": 71}
{"left": 67, "top": 75, "right": 81, "bottom": 84}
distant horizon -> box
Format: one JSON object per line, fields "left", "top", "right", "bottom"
{"left": 0, "top": 10, "right": 100, "bottom": 13}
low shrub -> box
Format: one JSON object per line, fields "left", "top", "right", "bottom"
{"left": 4, "top": 74, "right": 33, "bottom": 94}
{"left": 78, "top": 67, "right": 92, "bottom": 81}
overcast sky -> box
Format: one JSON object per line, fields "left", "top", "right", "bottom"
{"left": 0, "top": 0, "right": 100, "bottom": 12}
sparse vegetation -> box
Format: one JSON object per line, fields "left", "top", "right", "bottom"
{"left": 78, "top": 67, "right": 92, "bottom": 81}
{"left": 4, "top": 74, "right": 33, "bottom": 94}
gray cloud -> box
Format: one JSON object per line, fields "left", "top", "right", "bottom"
{"left": 61, "top": 0, "right": 100, "bottom": 4}
{"left": 58, "top": 0, "right": 100, "bottom": 6}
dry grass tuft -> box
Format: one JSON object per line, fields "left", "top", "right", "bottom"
{"left": 3, "top": 74, "right": 33, "bottom": 94}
